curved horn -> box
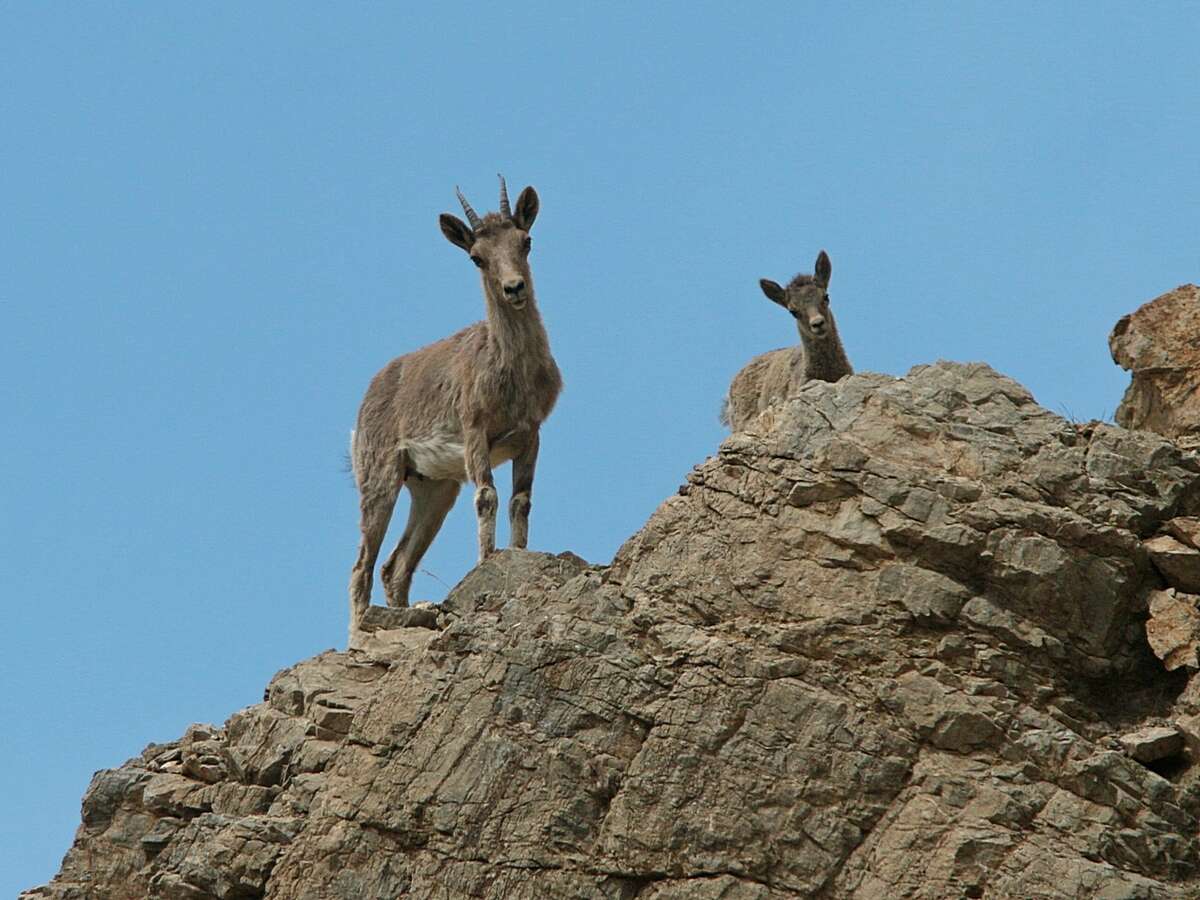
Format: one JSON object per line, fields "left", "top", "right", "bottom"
{"left": 498, "top": 174, "right": 511, "bottom": 218}
{"left": 455, "top": 186, "right": 482, "bottom": 230}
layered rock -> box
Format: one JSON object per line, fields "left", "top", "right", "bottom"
{"left": 1110, "top": 283, "right": 1200, "bottom": 450}
{"left": 26, "top": 361, "right": 1200, "bottom": 899}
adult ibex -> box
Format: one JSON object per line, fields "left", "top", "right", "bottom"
{"left": 348, "top": 177, "right": 562, "bottom": 634}
{"left": 721, "top": 250, "right": 852, "bottom": 431}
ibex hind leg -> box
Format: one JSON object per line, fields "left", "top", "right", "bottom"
{"left": 348, "top": 455, "right": 406, "bottom": 631}
{"left": 381, "top": 477, "right": 460, "bottom": 607}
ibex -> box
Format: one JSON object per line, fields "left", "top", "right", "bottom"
{"left": 721, "top": 250, "right": 852, "bottom": 431}
{"left": 348, "top": 176, "right": 562, "bottom": 634}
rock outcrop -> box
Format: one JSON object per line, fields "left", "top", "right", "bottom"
{"left": 1110, "top": 283, "right": 1200, "bottom": 450}
{"left": 26, "top": 361, "right": 1200, "bottom": 899}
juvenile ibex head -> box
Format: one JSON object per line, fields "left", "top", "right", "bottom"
{"left": 439, "top": 176, "right": 540, "bottom": 309}
{"left": 760, "top": 250, "right": 834, "bottom": 340}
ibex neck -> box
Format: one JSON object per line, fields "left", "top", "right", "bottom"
{"left": 798, "top": 314, "right": 853, "bottom": 382}
{"left": 483, "top": 285, "right": 551, "bottom": 363}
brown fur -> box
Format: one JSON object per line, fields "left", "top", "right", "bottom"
{"left": 348, "top": 179, "right": 562, "bottom": 636}
{"left": 721, "top": 250, "right": 852, "bottom": 431}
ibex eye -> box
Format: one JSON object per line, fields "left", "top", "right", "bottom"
{"left": 522, "top": 237, "right": 532, "bottom": 252}
{"left": 470, "top": 255, "right": 484, "bottom": 268}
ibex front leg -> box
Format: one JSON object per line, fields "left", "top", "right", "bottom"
{"left": 464, "top": 426, "right": 497, "bottom": 561}
{"left": 510, "top": 430, "right": 539, "bottom": 549}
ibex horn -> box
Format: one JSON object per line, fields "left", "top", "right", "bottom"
{"left": 498, "top": 174, "right": 511, "bottom": 219}
{"left": 455, "top": 186, "right": 482, "bottom": 230}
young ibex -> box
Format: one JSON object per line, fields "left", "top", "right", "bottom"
{"left": 721, "top": 250, "right": 852, "bottom": 431}
{"left": 348, "top": 177, "right": 562, "bottom": 633}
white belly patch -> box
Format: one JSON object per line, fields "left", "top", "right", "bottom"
{"left": 403, "top": 435, "right": 520, "bottom": 482}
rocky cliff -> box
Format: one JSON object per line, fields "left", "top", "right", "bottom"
{"left": 25, "top": 353, "right": 1200, "bottom": 898}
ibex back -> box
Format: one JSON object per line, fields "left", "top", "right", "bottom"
{"left": 348, "top": 177, "right": 562, "bottom": 637}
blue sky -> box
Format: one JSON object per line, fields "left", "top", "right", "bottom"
{"left": 3, "top": 3, "right": 1198, "bottom": 892}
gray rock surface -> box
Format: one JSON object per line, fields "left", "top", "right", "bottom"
{"left": 1110, "top": 283, "right": 1200, "bottom": 450}
{"left": 25, "top": 361, "right": 1200, "bottom": 899}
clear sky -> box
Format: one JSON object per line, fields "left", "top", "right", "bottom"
{"left": 3, "top": 3, "right": 1198, "bottom": 892}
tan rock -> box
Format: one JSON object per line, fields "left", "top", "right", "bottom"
{"left": 1167, "top": 517, "right": 1200, "bottom": 550}
{"left": 1146, "top": 589, "right": 1200, "bottom": 670}
{"left": 1109, "top": 284, "right": 1200, "bottom": 448}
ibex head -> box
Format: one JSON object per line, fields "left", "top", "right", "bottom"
{"left": 759, "top": 250, "right": 834, "bottom": 340}
{"left": 439, "top": 176, "right": 540, "bottom": 309}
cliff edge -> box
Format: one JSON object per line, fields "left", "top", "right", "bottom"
{"left": 26, "top": 359, "right": 1200, "bottom": 899}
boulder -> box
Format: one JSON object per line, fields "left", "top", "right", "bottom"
{"left": 1145, "top": 534, "right": 1200, "bottom": 593}
{"left": 1119, "top": 726, "right": 1185, "bottom": 764}
{"left": 1146, "top": 589, "right": 1200, "bottom": 671}
{"left": 1110, "top": 283, "right": 1200, "bottom": 449}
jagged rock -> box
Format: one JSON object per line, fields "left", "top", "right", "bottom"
{"left": 1146, "top": 589, "right": 1200, "bottom": 671}
{"left": 1145, "top": 534, "right": 1200, "bottom": 593}
{"left": 140, "top": 816, "right": 184, "bottom": 854}
{"left": 1119, "top": 726, "right": 1185, "bottom": 764}
{"left": 1110, "top": 284, "right": 1200, "bottom": 449}
{"left": 182, "top": 723, "right": 219, "bottom": 743}
{"left": 1168, "top": 517, "right": 1200, "bottom": 550}
{"left": 25, "top": 362, "right": 1200, "bottom": 899}
{"left": 180, "top": 741, "right": 226, "bottom": 784}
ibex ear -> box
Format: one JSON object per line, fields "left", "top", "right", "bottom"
{"left": 439, "top": 214, "right": 475, "bottom": 252}
{"left": 760, "top": 279, "right": 787, "bottom": 306}
{"left": 513, "top": 186, "right": 539, "bottom": 231}
{"left": 814, "top": 250, "right": 832, "bottom": 288}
